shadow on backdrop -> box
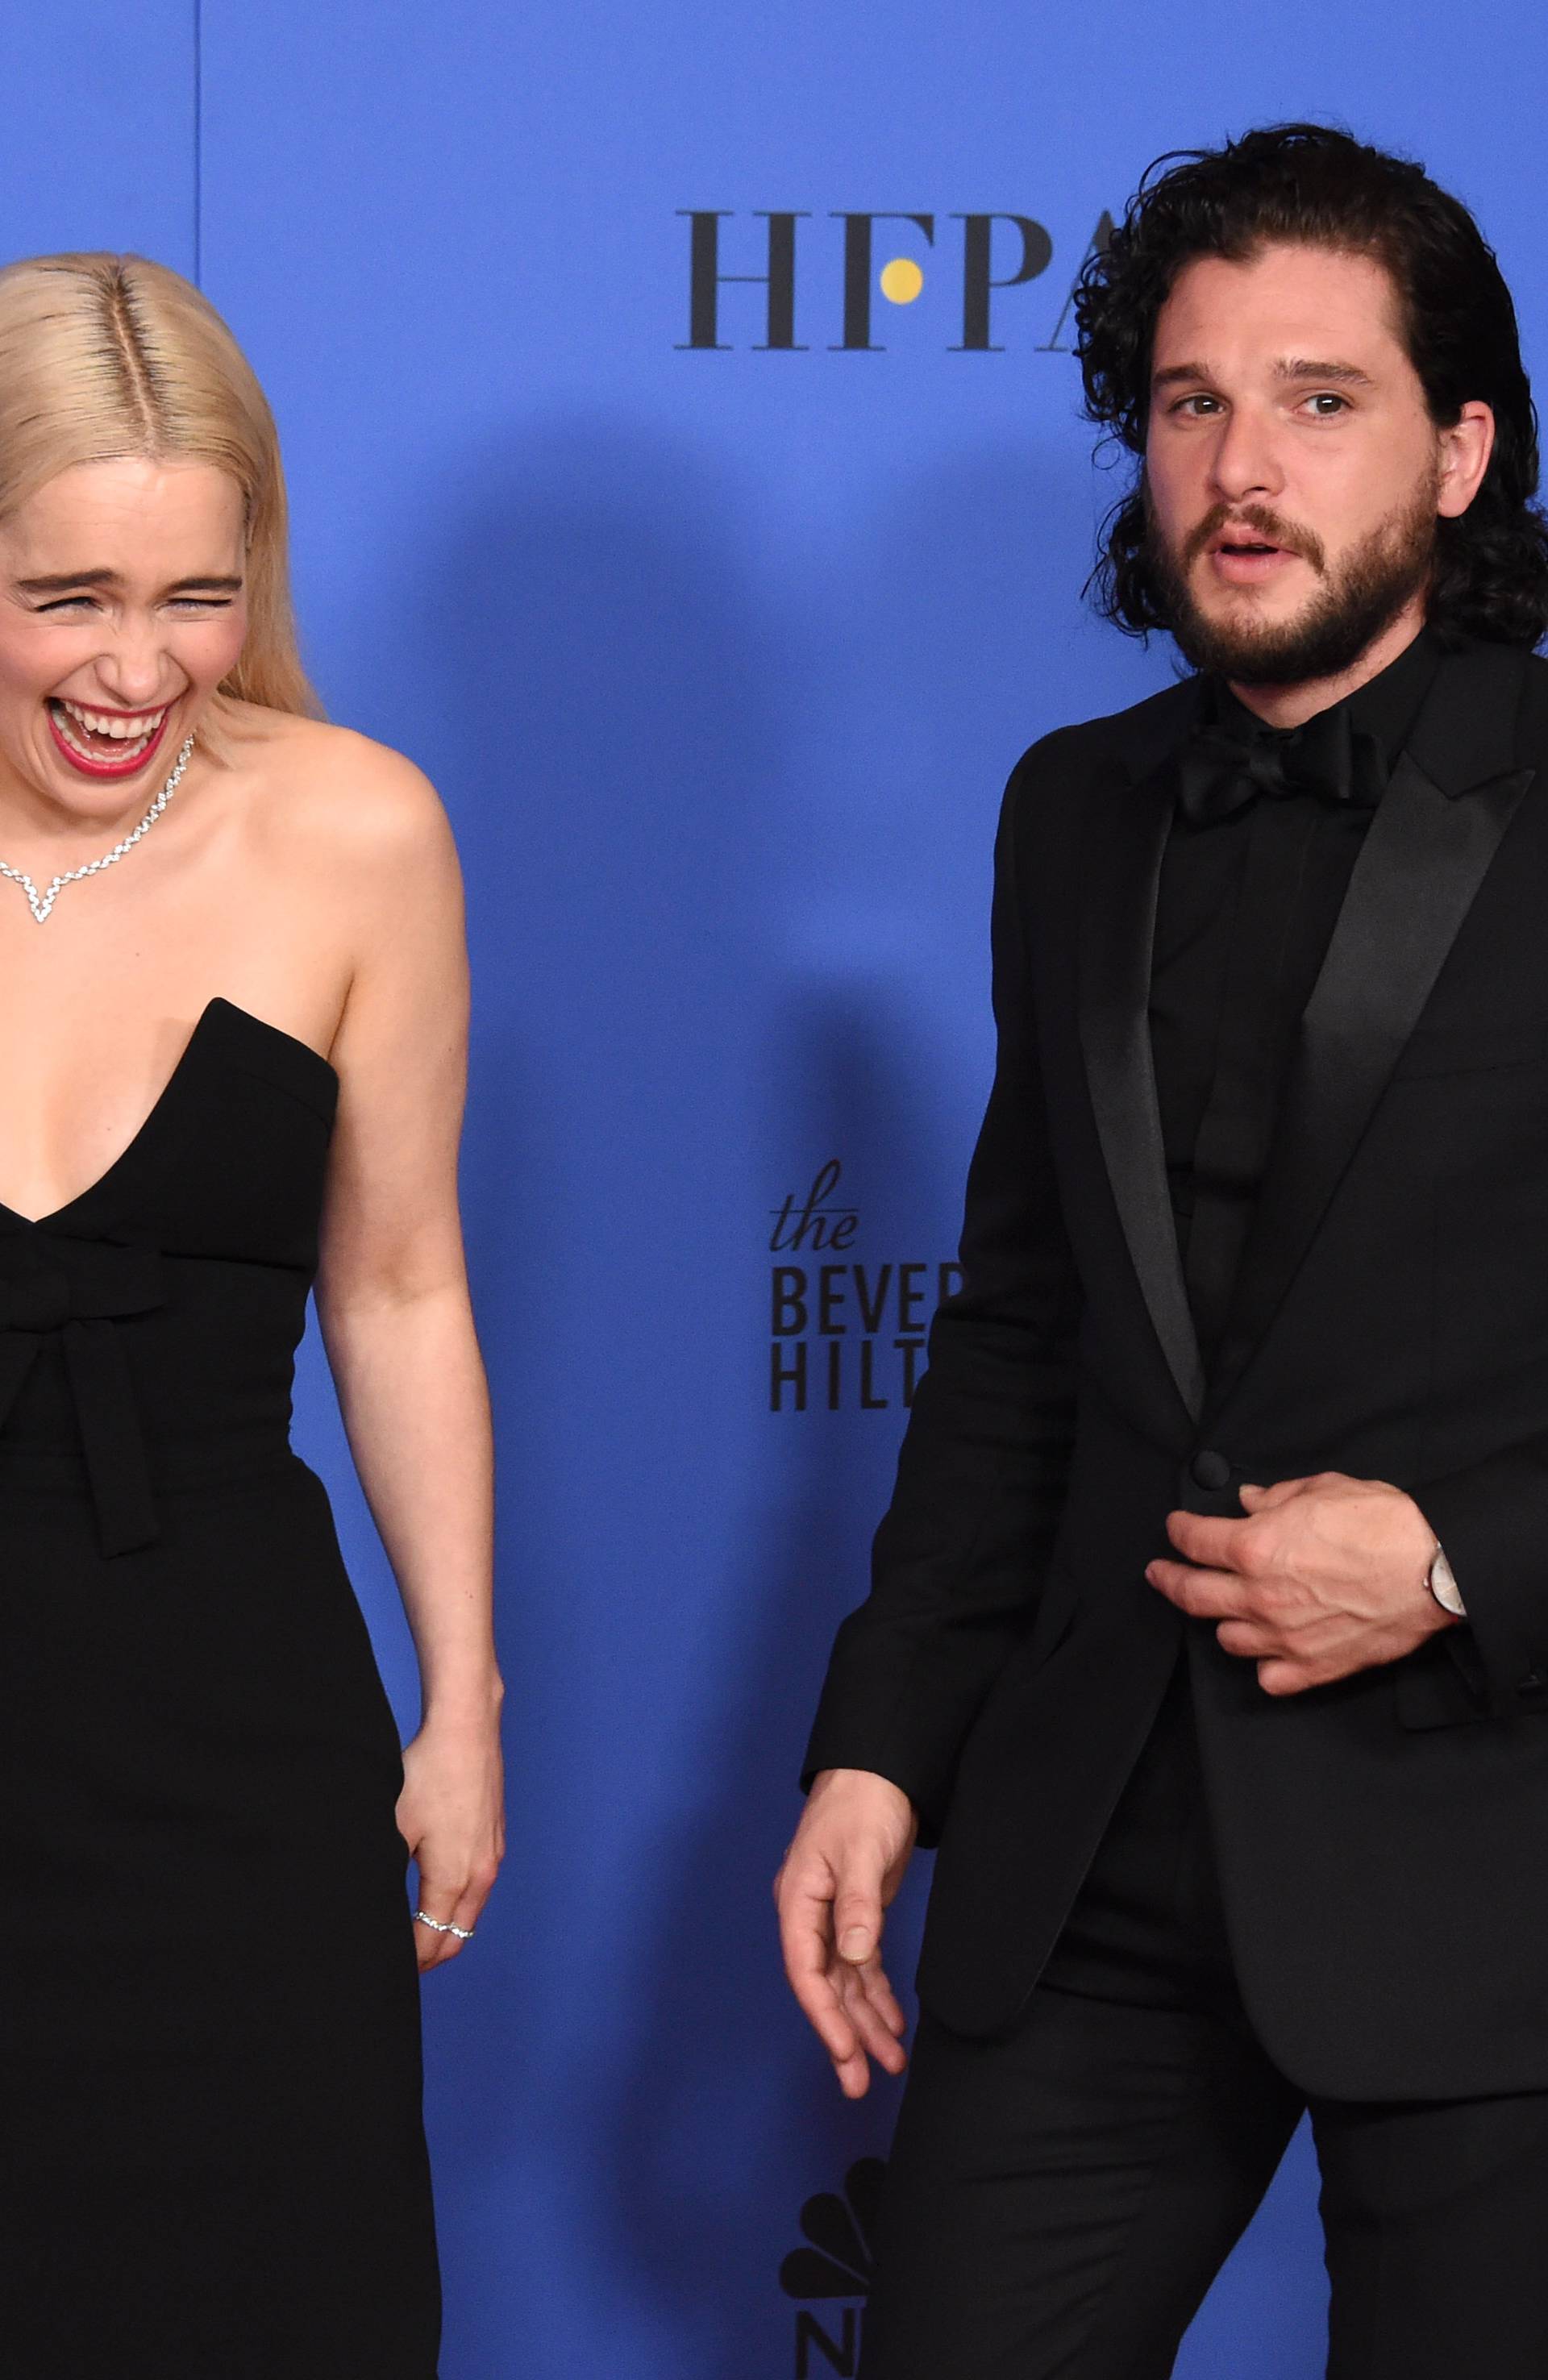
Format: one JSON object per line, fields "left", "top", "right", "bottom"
{"left": 302, "top": 419, "right": 781, "bottom": 2374}
{"left": 606, "top": 988, "right": 938, "bottom": 2380}
{"left": 292, "top": 418, "right": 1327, "bottom": 2378}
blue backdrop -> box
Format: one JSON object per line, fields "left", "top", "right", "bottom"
{"left": 13, "top": 5, "right": 1548, "bottom": 2372}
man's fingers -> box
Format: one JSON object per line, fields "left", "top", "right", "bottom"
{"left": 837, "top": 1966, "right": 908, "bottom": 2074}
{"left": 1256, "top": 1656, "right": 1325, "bottom": 1696}
{"left": 776, "top": 1876, "right": 908, "bottom": 2086}
{"left": 863, "top": 1965, "right": 908, "bottom": 2038}
{"left": 774, "top": 1788, "right": 920, "bottom": 2097}
{"left": 831, "top": 1858, "right": 886, "bottom": 1965}
{"left": 847, "top": 2012, "right": 906, "bottom": 2078}
{"left": 1164, "top": 1508, "right": 1258, "bottom": 1567}
{"left": 1209, "top": 1618, "right": 1276, "bottom": 1656}
{"left": 834, "top": 1908, "right": 882, "bottom": 1964}
{"left": 776, "top": 1841, "right": 884, "bottom": 1966}
{"left": 1146, "top": 1558, "right": 1255, "bottom": 1619}
{"left": 1257, "top": 1641, "right": 1372, "bottom": 1694}
{"left": 778, "top": 1871, "right": 839, "bottom": 1985}
{"left": 830, "top": 2042, "right": 875, "bottom": 2099}
{"left": 1239, "top": 1477, "right": 1311, "bottom": 1509}
{"left": 783, "top": 1938, "right": 859, "bottom": 2061}
{"left": 790, "top": 1940, "right": 905, "bottom": 2085}
{"left": 776, "top": 1868, "right": 879, "bottom": 2062}
{"left": 784, "top": 1933, "right": 899, "bottom": 2081}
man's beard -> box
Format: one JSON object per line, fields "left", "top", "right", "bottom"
{"left": 1144, "top": 472, "right": 1440, "bottom": 686}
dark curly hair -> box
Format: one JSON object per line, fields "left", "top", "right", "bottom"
{"left": 1075, "top": 121, "right": 1548, "bottom": 649}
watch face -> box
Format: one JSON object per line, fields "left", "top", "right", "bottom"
{"left": 1429, "top": 1548, "right": 1465, "bottom": 1616}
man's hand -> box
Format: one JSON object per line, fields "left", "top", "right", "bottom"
{"left": 1146, "top": 1472, "right": 1454, "bottom": 1696}
{"left": 775, "top": 1767, "right": 918, "bottom": 2099}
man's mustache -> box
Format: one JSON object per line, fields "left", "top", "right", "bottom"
{"left": 1182, "top": 503, "right": 1327, "bottom": 574}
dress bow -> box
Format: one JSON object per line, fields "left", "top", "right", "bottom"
{"left": 0, "top": 1233, "right": 168, "bottom": 1556}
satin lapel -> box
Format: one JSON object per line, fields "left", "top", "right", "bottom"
{"left": 1077, "top": 755, "right": 1205, "bottom": 1424}
{"left": 1209, "top": 643, "right": 1536, "bottom": 1418}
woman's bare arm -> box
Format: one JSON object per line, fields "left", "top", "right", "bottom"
{"left": 310, "top": 740, "right": 502, "bottom": 1965}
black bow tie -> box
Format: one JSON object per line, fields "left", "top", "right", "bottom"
{"left": 1174, "top": 699, "right": 1388, "bottom": 829}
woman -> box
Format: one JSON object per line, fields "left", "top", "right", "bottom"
{"left": 0, "top": 252, "right": 501, "bottom": 2375}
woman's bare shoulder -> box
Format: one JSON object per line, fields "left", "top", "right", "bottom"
{"left": 223, "top": 703, "right": 457, "bottom": 879}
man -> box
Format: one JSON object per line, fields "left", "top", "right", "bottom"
{"left": 775, "top": 122, "right": 1548, "bottom": 2378}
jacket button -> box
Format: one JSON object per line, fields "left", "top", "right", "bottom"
{"left": 1190, "top": 1449, "right": 1232, "bottom": 1491}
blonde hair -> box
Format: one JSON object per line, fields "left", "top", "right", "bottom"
{"left": 0, "top": 251, "right": 324, "bottom": 754}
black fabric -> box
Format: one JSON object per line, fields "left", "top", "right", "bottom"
{"left": 862, "top": 1667, "right": 1548, "bottom": 2379}
{"left": 1151, "top": 626, "right": 1442, "bottom": 1364}
{"left": 1172, "top": 697, "right": 1386, "bottom": 829}
{"left": 802, "top": 630, "right": 1548, "bottom": 2095}
{"left": 861, "top": 2009, "right": 1299, "bottom": 2379}
{"left": 0, "top": 997, "right": 440, "bottom": 2378}
{"left": 813, "top": 626, "right": 1548, "bottom": 2373}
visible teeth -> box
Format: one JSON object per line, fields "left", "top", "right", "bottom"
{"left": 59, "top": 697, "right": 167, "bottom": 740}
{"left": 49, "top": 701, "right": 157, "bottom": 764}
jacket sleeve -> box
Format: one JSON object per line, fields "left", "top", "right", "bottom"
{"left": 1412, "top": 1445, "right": 1548, "bottom": 1713}
{"left": 800, "top": 743, "right": 1084, "bottom": 1843}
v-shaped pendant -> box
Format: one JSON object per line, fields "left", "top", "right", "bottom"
{"left": 0, "top": 733, "right": 196, "bottom": 921}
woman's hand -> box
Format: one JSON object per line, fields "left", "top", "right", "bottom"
{"left": 396, "top": 1704, "right": 506, "bottom": 1970}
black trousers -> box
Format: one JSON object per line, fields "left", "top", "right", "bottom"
{"left": 861, "top": 1658, "right": 1548, "bottom": 2379}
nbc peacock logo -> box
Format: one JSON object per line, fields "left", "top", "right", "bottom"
{"left": 779, "top": 2157, "right": 884, "bottom": 2377}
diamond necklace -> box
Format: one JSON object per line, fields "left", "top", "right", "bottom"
{"left": 0, "top": 730, "right": 198, "bottom": 923}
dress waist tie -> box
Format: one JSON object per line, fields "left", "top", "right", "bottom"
{"left": 0, "top": 1234, "right": 167, "bottom": 1555}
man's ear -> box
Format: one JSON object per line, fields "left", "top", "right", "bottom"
{"left": 1437, "top": 399, "right": 1495, "bottom": 518}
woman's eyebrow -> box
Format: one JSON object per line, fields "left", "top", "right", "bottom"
{"left": 13, "top": 568, "right": 244, "bottom": 595}
{"left": 14, "top": 568, "right": 118, "bottom": 593}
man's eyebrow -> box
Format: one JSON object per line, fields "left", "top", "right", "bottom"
{"left": 1273, "top": 356, "right": 1377, "bottom": 387}
{"left": 12, "top": 568, "right": 245, "bottom": 595}
{"left": 1151, "top": 356, "right": 1378, "bottom": 392}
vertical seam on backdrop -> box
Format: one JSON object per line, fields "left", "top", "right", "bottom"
{"left": 192, "top": 0, "right": 203, "bottom": 285}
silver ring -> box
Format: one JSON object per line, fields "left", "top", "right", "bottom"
{"left": 414, "top": 1908, "right": 475, "bottom": 1941}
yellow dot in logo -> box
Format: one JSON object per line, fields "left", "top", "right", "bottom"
{"left": 879, "top": 256, "right": 924, "bottom": 306}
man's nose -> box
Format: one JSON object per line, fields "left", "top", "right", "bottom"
{"left": 1207, "top": 406, "right": 1284, "bottom": 506}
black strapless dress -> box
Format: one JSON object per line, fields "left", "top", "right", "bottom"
{"left": 0, "top": 997, "right": 439, "bottom": 2377}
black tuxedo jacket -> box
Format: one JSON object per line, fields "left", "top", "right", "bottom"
{"left": 804, "top": 634, "right": 1548, "bottom": 2101}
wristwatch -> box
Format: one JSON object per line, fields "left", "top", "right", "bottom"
{"left": 1426, "top": 1542, "right": 1466, "bottom": 1618}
